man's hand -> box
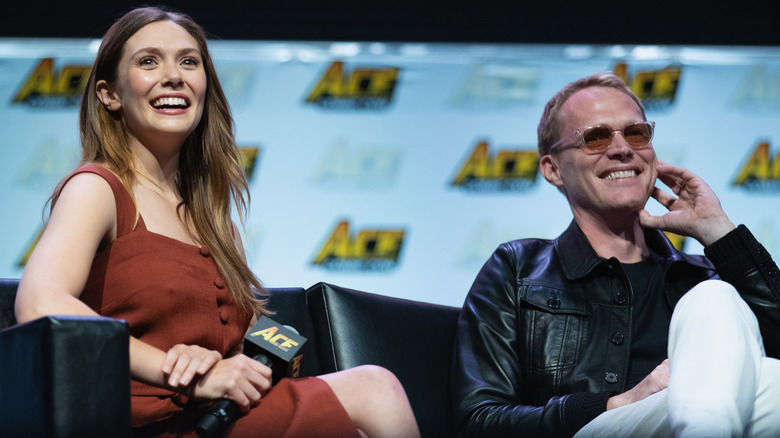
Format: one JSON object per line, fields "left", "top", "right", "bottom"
{"left": 638, "top": 162, "right": 735, "bottom": 246}
{"left": 607, "top": 359, "right": 670, "bottom": 410}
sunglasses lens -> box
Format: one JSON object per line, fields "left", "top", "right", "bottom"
{"left": 580, "top": 122, "right": 654, "bottom": 152}
{"left": 623, "top": 122, "right": 653, "bottom": 146}
{"left": 582, "top": 126, "right": 613, "bottom": 151}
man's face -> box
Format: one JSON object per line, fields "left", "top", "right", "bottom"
{"left": 542, "top": 86, "right": 658, "bottom": 222}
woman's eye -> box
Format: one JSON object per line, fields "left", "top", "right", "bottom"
{"left": 139, "top": 58, "right": 156, "bottom": 66}
{"left": 182, "top": 57, "right": 200, "bottom": 67}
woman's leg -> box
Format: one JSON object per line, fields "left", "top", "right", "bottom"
{"left": 318, "top": 365, "right": 421, "bottom": 438}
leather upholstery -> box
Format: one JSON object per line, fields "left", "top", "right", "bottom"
{"left": 261, "top": 286, "right": 323, "bottom": 379}
{"left": 0, "top": 279, "right": 460, "bottom": 437}
{"left": 0, "top": 279, "right": 131, "bottom": 438}
{"left": 307, "top": 282, "right": 460, "bottom": 438}
{"left": 0, "top": 277, "right": 18, "bottom": 329}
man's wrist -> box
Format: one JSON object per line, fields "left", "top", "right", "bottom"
{"left": 606, "top": 393, "right": 627, "bottom": 411}
{"left": 704, "top": 224, "right": 768, "bottom": 275}
{"left": 698, "top": 217, "right": 736, "bottom": 247}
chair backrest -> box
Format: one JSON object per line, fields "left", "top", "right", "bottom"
{"left": 262, "top": 287, "right": 322, "bottom": 379}
{"left": 0, "top": 282, "right": 323, "bottom": 375}
{"left": 0, "top": 278, "right": 19, "bottom": 329}
{"left": 306, "top": 282, "right": 460, "bottom": 438}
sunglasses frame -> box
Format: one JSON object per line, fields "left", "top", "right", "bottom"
{"left": 550, "top": 121, "right": 656, "bottom": 154}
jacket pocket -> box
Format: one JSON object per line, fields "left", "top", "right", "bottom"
{"left": 518, "top": 283, "right": 589, "bottom": 370}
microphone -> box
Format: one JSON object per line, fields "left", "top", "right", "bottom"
{"left": 194, "top": 316, "right": 307, "bottom": 438}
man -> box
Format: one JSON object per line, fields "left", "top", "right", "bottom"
{"left": 451, "top": 72, "right": 780, "bottom": 437}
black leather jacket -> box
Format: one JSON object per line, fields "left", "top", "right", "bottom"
{"left": 452, "top": 222, "right": 780, "bottom": 438}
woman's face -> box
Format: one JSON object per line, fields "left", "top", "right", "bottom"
{"left": 100, "top": 20, "right": 207, "bottom": 149}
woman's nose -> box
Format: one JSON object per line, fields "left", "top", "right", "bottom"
{"left": 161, "top": 62, "right": 183, "bottom": 87}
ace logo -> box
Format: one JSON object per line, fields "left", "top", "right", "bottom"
{"left": 451, "top": 140, "right": 539, "bottom": 192}
{"left": 239, "top": 146, "right": 261, "bottom": 182}
{"left": 249, "top": 326, "right": 301, "bottom": 352}
{"left": 13, "top": 58, "right": 92, "bottom": 108}
{"left": 309, "top": 141, "right": 402, "bottom": 189}
{"left": 312, "top": 220, "right": 405, "bottom": 271}
{"left": 305, "top": 61, "right": 400, "bottom": 110}
{"left": 613, "top": 62, "right": 681, "bottom": 111}
{"left": 733, "top": 141, "right": 780, "bottom": 192}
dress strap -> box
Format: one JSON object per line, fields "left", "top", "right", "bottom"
{"left": 64, "top": 164, "right": 142, "bottom": 238}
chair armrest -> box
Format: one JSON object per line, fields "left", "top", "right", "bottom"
{"left": 0, "top": 277, "right": 20, "bottom": 329}
{"left": 0, "top": 315, "right": 131, "bottom": 438}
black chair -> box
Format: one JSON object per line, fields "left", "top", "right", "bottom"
{"left": 260, "top": 286, "right": 322, "bottom": 379}
{"left": 0, "top": 277, "right": 19, "bottom": 329}
{"left": 307, "top": 282, "right": 460, "bottom": 438}
{"left": 0, "top": 279, "right": 462, "bottom": 438}
{"left": 0, "top": 278, "right": 131, "bottom": 438}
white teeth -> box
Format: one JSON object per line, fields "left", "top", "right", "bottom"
{"left": 604, "top": 170, "right": 636, "bottom": 180}
{"left": 152, "top": 97, "right": 187, "bottom": 108}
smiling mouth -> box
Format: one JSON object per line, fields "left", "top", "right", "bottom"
{"left": 151, "top": 97, "right": 188, "bottom": 109}
{"left": 603, "top": 170, "right": 637, "bottom": 180}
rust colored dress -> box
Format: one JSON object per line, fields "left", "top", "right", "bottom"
{"left": 70, "top": 165, "right": 360, "bottom": 438}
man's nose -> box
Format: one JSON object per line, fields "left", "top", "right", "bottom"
{"left": 606, "top": 130, "right": 633, "bottom": 155}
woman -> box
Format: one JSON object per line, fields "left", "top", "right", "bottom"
{"left": 14, "top": 6, "right": 420, "bottom": 438}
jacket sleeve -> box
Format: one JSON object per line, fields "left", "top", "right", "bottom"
{"left": 704, "top": 225, "right": 780, "bottom": 357}
{"left": 451, "top": 244, "right": 609, "bottom": 438}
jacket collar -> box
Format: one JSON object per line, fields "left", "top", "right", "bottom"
{"left": 553, "top": 220, "right": 707, "bottom": 280}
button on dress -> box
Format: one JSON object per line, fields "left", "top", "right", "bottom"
{"left": 70, "top": 165, "right": 359, "bottom": 437}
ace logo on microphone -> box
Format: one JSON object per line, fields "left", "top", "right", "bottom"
{"left": 246, "top": 316, "right": 307, "bottom": 378}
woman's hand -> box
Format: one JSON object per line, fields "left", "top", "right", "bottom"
{"left": 161, "top": 344, "right": 223, "bottom": 387}
{"left": 189, "top": 354, "right": 273, "bottom": 412}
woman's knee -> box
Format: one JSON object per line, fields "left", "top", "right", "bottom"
{"left": 320, "top": 365, "right": 407, "bottom": 405}
{"left": 321, "top": 365, "right": 417, "bottom": 434}
{"left": 348, "top": 365, "right": 405, "bottom": 395}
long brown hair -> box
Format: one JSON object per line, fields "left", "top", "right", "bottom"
{"left": 58, "top": 5, "right": 267, "bottom": 314}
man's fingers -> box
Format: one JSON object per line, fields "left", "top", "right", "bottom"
{"left": 649, "top": 187, "right": 677, "bottom": 210}
{"left": 638, "top": 209, "right": 660, "bottom": 229}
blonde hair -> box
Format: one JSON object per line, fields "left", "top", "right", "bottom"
{"left": 54, "top": 6, "right": 267, "bottom": 315}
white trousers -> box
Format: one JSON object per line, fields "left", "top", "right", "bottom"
{"left": 574, "top": 280, "right": 780, "bottom": 438}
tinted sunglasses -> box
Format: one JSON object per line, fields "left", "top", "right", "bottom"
{"left": 550, "top": 121, "right": 655, "bottom": 154}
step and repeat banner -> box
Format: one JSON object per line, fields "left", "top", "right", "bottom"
{"left": 1, "top": 40, "right": 779, "bottom": 306}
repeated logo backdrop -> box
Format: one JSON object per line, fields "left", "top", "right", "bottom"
{"left": 1, "top": 40, "right": 779, "bottom": 307}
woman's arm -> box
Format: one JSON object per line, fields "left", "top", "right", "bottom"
{"left": 15, "top": 173, "right": 174, "bottom": 386}
{"left": 15, "top": 173, "right": 271, "bottom": 410}
{"left": 16, "top": 172, "right": 116, "bottom": 322}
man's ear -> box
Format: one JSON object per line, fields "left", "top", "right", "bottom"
{"left": 96, "top": 80, "right": 121, "bottom": 111}
{"left": 539, "top": 154, "right": 564, "bottom": 189}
